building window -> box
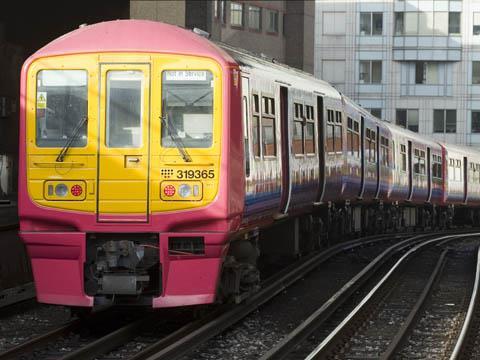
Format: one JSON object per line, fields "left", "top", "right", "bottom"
{"left": 360, "top": 12, "right": 383, "bottom": 36}
{"left": 473, "top": 62, "right": 480, "bottom": 84}
{"left": 449, "top": 12, "right": 461, "bottom": 35}
{"left": 267, "top": 9, "right": 279, "bottom": 33}
{"left": 369, "top": 108, "right": 382, "bottom": 118}
{"left": 415, "top": 62, "right": 440, "bottom": 84}
{"left": 474, "top": 13, "right": 480, "bottom": 35}
{"left": 216, "top": 0, "right": 226, "bottom": 24}
{"left": 394, "top": 11, "right": 460, "bottom": 36}
{"left": 230, "top": 2, "right": 244, "bottom": 27}
{"left": 248, "top": 5, "right": 261, "bottom": 31}
{"left": 472, "top": 111, "right": 480, "bottom": 133}
{"left": 433, "top": 109, "right": 456, "bottom": 133}
{"left": 396, "top": 109, "right": 419, "bottom": 132}
{"left": 359, "top": 61, "right": 382, "bottom": 84}
{"left": 323, "top": 12, "right": 346, "bottom": 35}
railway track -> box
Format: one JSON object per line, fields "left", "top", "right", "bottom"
{"left": 271, "top": 233, "right": 480, "bottom": 360}
{"left": 1, "top": 230, "right": 477, "bottom": 360}
{"left": 0, "top": 232, "right": 402, "bottom": 360}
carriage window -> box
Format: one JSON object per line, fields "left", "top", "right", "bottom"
{"left": 36, "top": 70, "right": 88, "bottom": 147}
{"left": 326, "top": 110, "right": 335, "bottom": 153}
{"left": 400, "top": 144, "right": 407, "bottom": 172}
{"left": 162, "top": 70, "right": 213, "bottom": 148}
{"left": 348, "top": 119, "right": 360, "bottom": 158}
{"left": 366, "top": 129, "right": 376, "bottom": 163}
{"left": 380, "top": 136, "right": 389, "bottom": 167}
{"left": 293, "top": 103, "right": 304, "bottom": 155}
{"left": 334, "top": 111, "right": 343, "bottom": 152}
{"left": 252, "top": 94, "right": 260, "bottom": 157}
{"left": 432, "top": 154, "right": 442, "bottom": 179}
{"left": 262, "top": 118, "right": 276, "bottom": 156}
{"left": 106, "top": 71, "right": 143, "bottom": 148}
{"left": 413, "top": 149, "right": 426, "bottom": 175}
{"left": 262, "top": 96, "right": 276, "bottom": 156}
{"left": 305, "top": 105, "right": 315, "bottom": 154}
{"left": 242, "top": 96, "right": 250, "bottom": 177}
{"left": 455, "top": 159, "right": 462, "bottom": 181}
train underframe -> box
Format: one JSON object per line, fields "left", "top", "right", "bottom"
{"left": 43, "top": 201, "right": 479, "bottom": 310}
{"left": 220, "top": 200, "right": 479, "bottom": 303}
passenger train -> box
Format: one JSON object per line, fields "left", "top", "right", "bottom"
{"left": 18, "top": 20, "right": 480, "bottom": 309}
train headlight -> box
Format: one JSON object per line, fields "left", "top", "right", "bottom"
{"left": 55, "top": 184, "right": 68, "bottom": 197}
{"left": 178, "top": 184, "right": 192, "bottom": 198}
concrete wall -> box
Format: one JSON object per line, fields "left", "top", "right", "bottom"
{"left": 285, "top": 0, "right": 315, "bottom": 74}
{"left": 130, "top": 0, "right": 186, "bottom": 26}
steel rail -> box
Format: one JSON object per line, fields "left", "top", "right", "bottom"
{"left": 260, "top": 232, "right": 431, "bottom": 360}
{"left": 128, "top": 233, "right": 406, "bottom": 360}
{"left": 0, "top": 319, "right": 81, "bottom": 360}
{"left": 58, "top": 316, "right": 152, "bottom": 360}
{"left": 304, "top": 232, "right": 480, "bottom": 360}
{"left": 379, "top": 249, "right": 449, "bottom": 359}
{"left": 449, "top": 245, "right": 480, "bottom": 360}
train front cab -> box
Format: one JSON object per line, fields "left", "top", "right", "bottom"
{"left": 19, "top": 50, "right": 243, "bottom": 308}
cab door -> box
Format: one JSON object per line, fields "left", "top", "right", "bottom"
{"left": 97, "top": 63, "right": 151, "bottom": 222}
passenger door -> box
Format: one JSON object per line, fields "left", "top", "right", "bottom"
{"left": 97, "top": 63, "right": 151, "bottom": 222}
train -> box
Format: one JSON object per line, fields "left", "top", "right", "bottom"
{"left": 18, "top": 20, "right": 480, "bottom": 310}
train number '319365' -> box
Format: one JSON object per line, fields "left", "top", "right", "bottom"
{"left": 177, "top": 169, "right": 215, "bottom": 179}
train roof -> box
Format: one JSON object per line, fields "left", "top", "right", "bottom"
{"left": 218, "top": 42, "right": 342, "bottom": 100}
{"left": 27, "top": 20, "right": 237, "bottom": 67}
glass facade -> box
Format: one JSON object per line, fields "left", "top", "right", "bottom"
{"left": 315, "top": 1, "right": 480, "bottom": 146}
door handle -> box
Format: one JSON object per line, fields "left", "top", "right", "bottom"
{"left": 127, "top": 157, "right": 140, "bottom": 163}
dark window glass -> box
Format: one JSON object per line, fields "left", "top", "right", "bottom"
{"left": 372, "top": 61, "right": 382, "bottom": 83}
{"left": 433, "top": 109, "right": 445, "bottom": 133}
{"left": 36, "top": 70, "right": 88, "bottom": 147}
{"left": 449, "top": 12, "right": 461, "bottom": 34}
{"left": 360, "top": 13, "right": 371, "bottom": 35}
{"left": 396, "top": 109, "right": 407, "bottom": 128}
{"left": 473, "top": 61, "right": 480, "bottom": 84}
{"left": 373, "top": 13, "right": 383, "bottom": 35}
{"left": 446, "top": 110, "right": 456, "bottom": 133}
{"left": 249, "top": 5, "right": 261, "bottom": 30}
{"left": 370, "top": 108, "right": 382, "bottom": 118}
{"left": 415, "top": 62, "right": 425, "bottom": 84}
{"left": 395, "top": 12, "right": 404, "bottom": 35}
{"left": 267, "top": 9, "right": 279, "bottom": 33}
{"left": 472, "top": 111, "right": 480, "bottom": 133}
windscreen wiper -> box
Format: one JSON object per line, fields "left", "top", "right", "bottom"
{"left": 56, "top": 116, "right": 88, "bottom": 162}
{"left": 160, "top": 113, "right": 192, "bottom": 163}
